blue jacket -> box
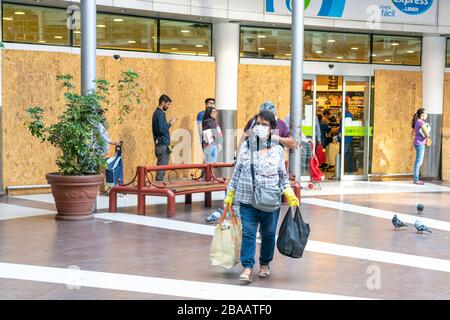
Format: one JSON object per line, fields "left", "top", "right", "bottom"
{"left": 152, "top": 107, "right": 171, "bottom": 146}
{"left": 338, "top": 111, "right": 353, "bottom": 144}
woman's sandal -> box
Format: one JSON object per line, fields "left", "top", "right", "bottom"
{"left": 239, "top": 269, "right": 252, "bottom": 283}
{"left": 258, "top": 265, "right": 271, "bottom": 277}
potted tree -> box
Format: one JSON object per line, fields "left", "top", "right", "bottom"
{"left": 26, "top": 71, "right": 142, "bottom": 221}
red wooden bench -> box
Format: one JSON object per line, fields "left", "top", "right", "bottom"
{"left": 108, "top": 163, "right": 231, "bottom": 218}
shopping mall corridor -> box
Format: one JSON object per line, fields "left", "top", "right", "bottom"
{"left": 1, "top": 181, "right": 450, "bottom": 300}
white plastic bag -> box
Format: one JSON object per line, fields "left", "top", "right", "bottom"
{"left": 210, "top": 206, "right": 242, "bottom": 269}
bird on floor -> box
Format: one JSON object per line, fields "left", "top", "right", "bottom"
{"left": 392, "top": 215, "right": 408, "bottom": 230}
{"left": 415, "top": 220, "right": 432, "bottom": 234}
{"left": 417, "top": 204, "right": 424, "bottom": 215}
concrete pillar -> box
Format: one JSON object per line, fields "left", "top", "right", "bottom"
{"left": 81, "top": 0, "right": 96, "bottom": 95}
{"left": 422, "top": 36, "right": 446, "bottom": 180}
{"left": 289, "top": 0, "right": 305, "bottom": 182}
{"left": 214, "top": 22, "right": 239, "bottom": 172}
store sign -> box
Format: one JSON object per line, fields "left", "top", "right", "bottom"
{"left": 265, "top": 0, "right": 344, "bottom": 17}
{"left": 328, "top": 76, "right": 339, "bottom": 90}
{"left": 391, "top": 0, "right": 433, "bottom": 15}
{"left": 345, "top": 126, "right": 373, "bottom": 137}
{"left": 264, "top": 0, "right": 438, "bottom": 25}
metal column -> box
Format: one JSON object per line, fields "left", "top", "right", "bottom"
{"left": 81, "top": 0, "right": 96, "bottom": 95}
{"left": 288, "top": 0, "right": 305, "bottom": 182}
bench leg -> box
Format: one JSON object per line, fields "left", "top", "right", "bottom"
{"left": 167, "top": 195, "right": 176, "bottom": 218}
{"left": 185, "top": 194, "right": 192, "bottom": 205}
{"left": 137, "top": 193, "right": 146, "bottom": 215}
{"left": 109, "top": 190, "right": 117, "bottom": 213}
{"left": 205, "top": 191, "right": 212, "bottom": 208}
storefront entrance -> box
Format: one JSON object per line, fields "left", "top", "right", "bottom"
{"left": 299, "top": 75, "right": 371, "bottom": 181}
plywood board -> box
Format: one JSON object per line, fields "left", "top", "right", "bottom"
{"left": 237, "top": 64, "right": 291, "bottom": 130}
{"left": 1, "top": 50, "right": 215, "bottom": 188}
{"left": 372, "top": 70, "right": 423, "bottom": 175}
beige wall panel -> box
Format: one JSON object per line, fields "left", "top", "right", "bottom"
{"left": 237, "top": 64, "right": 291, "bottom": 130}
{"left": 2, "top": 50, "right": 80, "bottom": 187}
{"left": 2, "top": 50, "right": 215, "bottom": 188}
{"left": 372, "top": 70, "right": 423, "bottom": 175}
{"left": 442, "top": 73, "right": 450, "bottom": 181}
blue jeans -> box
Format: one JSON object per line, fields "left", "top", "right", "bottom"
{"left": 239, "top": 203, "right": 280, "bottom": 269}
{"left": 203, "top": 144, "right": 218, "bottom": 163}
{"left": 414, "top": 144, "right": 425, "bottom": 182}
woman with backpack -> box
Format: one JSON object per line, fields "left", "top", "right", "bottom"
{"left": 224, "top": 111, "right": 300, "bottom": 283}
{"left": 411, "top": 108, "right": 431, "bottom": 185}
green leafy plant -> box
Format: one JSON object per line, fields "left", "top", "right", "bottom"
{"left": 117, "top": 70, "right": 143, "bottom": 124}
{"left": 26, "top": 71, "right": 141, "bottom": 176}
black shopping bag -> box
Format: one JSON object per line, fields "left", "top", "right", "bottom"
{"left": 277, "top": 207, "right": 310, "bottom": 258}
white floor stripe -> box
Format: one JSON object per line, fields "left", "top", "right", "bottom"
{"left": 95, "top": 213, "right": 450, "bottom": 274}
{"left": 0, "top": 203, "right": 54, "bottom": 221}
{"left": 13, "top": 181, "right": 450, "bottom": 208}
{"left": 0, "top": 262, "right": 369, "bottom": 300}
{"left": 13, "top": 192, "right": 227, "bottom": 210}
{"left": 353, "top": 181, "right": 450, "bottom": 190}
{"left": 302, "top": 198, "right": 450, "bottom": 232}
{"left": 301, "top": 181, "right": 450, "bottom": 196}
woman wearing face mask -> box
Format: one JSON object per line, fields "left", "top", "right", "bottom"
{"left": 224, "top": 111, "right": 300, "bottom": 283}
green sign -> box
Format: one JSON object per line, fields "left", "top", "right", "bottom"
{"left": 344, "top": 126, "right": 373, "bottom": 137}
{"left": 300, "top": 126, "right": 373, "bottom": 138}
{"left": 302, "top": 126, "right": 313, "bottom": 136}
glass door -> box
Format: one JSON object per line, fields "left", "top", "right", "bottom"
{"left": 300, "top": 76, "right": 316, "bottom": 179}
{"left": 341, "top": 77, "right": 371, "bottom": 180}
{"left": 315, "top": 75, "right": 343, "bottom": 181}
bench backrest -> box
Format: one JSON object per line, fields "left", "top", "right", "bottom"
{"left": 137, "top": 163, "right": 233, "bottom": 190}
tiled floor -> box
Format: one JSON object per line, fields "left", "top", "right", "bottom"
{"left": 1, "top": 181, "right": 450, "bottom": 300}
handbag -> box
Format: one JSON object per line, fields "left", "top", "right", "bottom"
{"left": 426, "top": 137, "right": 432, "bottom": 147}
{"left": 210, "top": 205, "right": 242, "bottom": 269}
{"left": 277, "top": 207, "right": 310, "bottom": 258}
{"left": 248, "top": 140, "right": 282, "bottom": 213}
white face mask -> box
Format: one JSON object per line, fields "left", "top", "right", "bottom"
{"left": 253, "top": 125, "right": 270, "bottom": 139}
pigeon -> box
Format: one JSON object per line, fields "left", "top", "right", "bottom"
{"left": 417, "top": 204, "right": 424, "bottom": 215}
{"left": 392, "top": 215, "right": 408, "bottom": 230}
{"left": 205, "top": 209, "right": 223, "bottom": 224}
{"left": 415, "top": 220, "right": 432, "bottom": 234}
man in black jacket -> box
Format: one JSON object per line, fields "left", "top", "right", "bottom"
{"left": 152, "top": 94, "right": 176, "bottom": 181}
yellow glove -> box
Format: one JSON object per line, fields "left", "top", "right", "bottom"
{"left": 284, "top": 187, "right": 299, "bottom": 207}
{"left": 224, "top": 188, "right": 236, "bottom": 207}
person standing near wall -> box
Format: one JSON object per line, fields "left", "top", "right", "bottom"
{"left": 97, "top": 109, "right": 121, "bottom": 156}
{"left": 97, "top": 109, "right": 121, "bottom": 194}
{"left": 241, "top": 101, "right": 296, "bottom": 150}
{"left": 202, "top": 106, "right": 223, "bottom": 163}
{"left": 411, "top": 108, "right": 431, "bottom": 185}
{"left": 152, "top": 94, "right": 176, "bottom": 181}
{"left": 197, "top": 98, "right": 216, "bottom": 149}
